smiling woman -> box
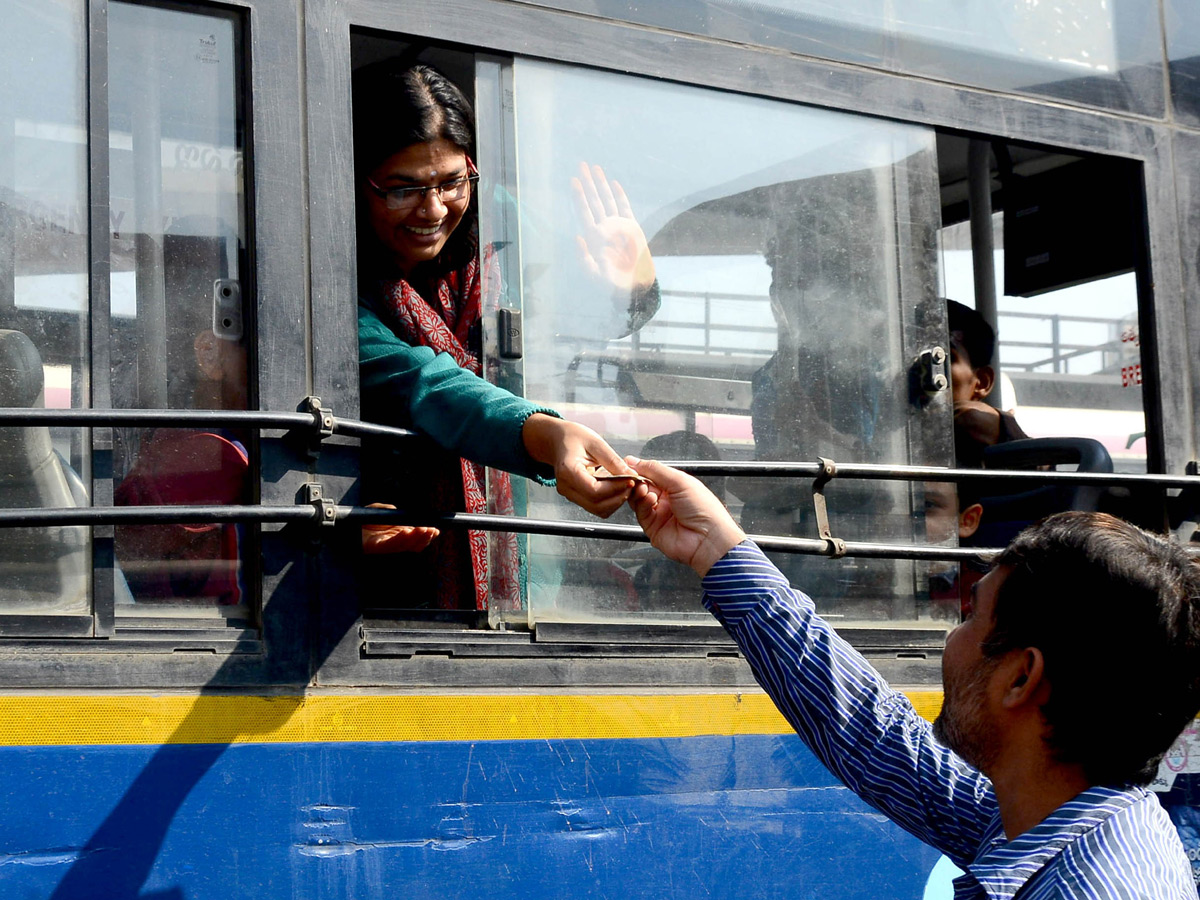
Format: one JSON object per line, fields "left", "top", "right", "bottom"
{"left": 362, "top": 140, "right": 478, "bottom": 273}
{"left": 351, "top": 62, "right": 649, "bottom": 612}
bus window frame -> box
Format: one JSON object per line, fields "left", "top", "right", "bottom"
{"left": 302, "top": 0, "right": 1185, "bottom": 689}
{"left": 0, "top": 0, "right": 314, "bottom": 688}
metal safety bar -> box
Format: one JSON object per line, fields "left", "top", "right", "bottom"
{"left": 0, "top": 400, "right": 416, "bottom": 444}
{"left": 4, "top": 404, "right": 1188, "bottom": 487}
{"left": 3, "top": 504, "right": 1197, "bottom": 563}
{"left": 658, "top": 460, "right": 1200, "bottom": 490}
{"left": 3, "top": 402, "right": 1197, "bottom": 562}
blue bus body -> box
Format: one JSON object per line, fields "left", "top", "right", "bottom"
{"left": 1, "top": 694, "right": 946, "bottom": 899}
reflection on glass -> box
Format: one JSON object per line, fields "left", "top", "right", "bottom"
{"left": 921, "top": 480, "right": 979, "bottom": 622}
{"left": 0, "top": 0, "right": 91, "bottom": 616}
{"left": 516, "top": 0, "right": 1164, "bottom": 116}
{"left": 1166, "top": 0, "right": 1200, "bottom": 126}
{"left": 108, "top": 2, "right": 251, "bottom": 613}
{"left": 506, "top": 60, "right": 944, "bottom": 627}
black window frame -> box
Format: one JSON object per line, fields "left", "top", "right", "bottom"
{"left": 0, "top": 0, "right": 314, "bottom": 688}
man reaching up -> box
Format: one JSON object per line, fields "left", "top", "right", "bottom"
{"left": 626, "top": 457, "right": 1200, "bottom": 899}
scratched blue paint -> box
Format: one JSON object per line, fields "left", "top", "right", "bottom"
{"left": 0, "top": 735, "right": 944, "bottom": 899}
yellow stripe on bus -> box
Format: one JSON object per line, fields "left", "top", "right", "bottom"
{"left": 0, "top": 691, "right": 944, "bottom": 746}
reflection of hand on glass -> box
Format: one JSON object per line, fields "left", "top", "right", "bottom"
{"left": 571, "top": 162, "right": 656, "bottom": 294}
{"left": 361, "top": 503, "right": 440, "bottom": 555}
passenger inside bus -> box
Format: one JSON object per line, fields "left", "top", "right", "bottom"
{"left": 729, "top": 221, "right": 897, "bottom": 611}
{"left": 922, "top": 478, "right": 983, "bottom": 618}
{"left": 113, "top": 304, "right": 251, "bottom": 605}
{"left": 352, "top": 62, "right": 656, "bottom": 611}
{"left": 946, "top": 298, "right": 1127, "bottom": 547}
{"left": 947, "top": 298, "right": 1029, "bottom": 467}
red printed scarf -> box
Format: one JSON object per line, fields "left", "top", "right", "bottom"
{"left": 378, "top": 247, "right": 520, "bottom": 612}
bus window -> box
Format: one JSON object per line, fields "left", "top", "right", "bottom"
{"left": 107, "top": 2, "right": 252, "bottom": 615}
{"left": 0, "top": 0, "right": 90, "bottom": 620}
{"left": 939, "top": 149, "right": 1148, "bottom": 475}
{"left": 492, "top": 60, "right": 950, "bottom": 628}
{"left": 938, "top": 140, "right": 1156, "bottom": 542}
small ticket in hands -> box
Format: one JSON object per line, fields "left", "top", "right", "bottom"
{"left": 590, "top": 467, "right": 653, "bottom": 485}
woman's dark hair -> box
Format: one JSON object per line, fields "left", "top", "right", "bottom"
{"left": 353, "top": 63, "right": 475, "bottom": 175}
{"left": 353, "top": 63, "right": 477, "bottom": 275}
{"left": 986, "top": 511, "right": 1200, "bottom": 786}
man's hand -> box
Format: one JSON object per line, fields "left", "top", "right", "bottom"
{"left": 521, "top": 414, "right": 636, "bottom": 518}
{"left": 626, "top": 457, "right": 745, "bottom": 577}
{"left": 361, "top": 503, "right": 440, "bottom": 554}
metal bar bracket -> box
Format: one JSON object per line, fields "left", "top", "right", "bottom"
{"left": 917, "top": 346, "right": 948, "bottom": 394}
{"left": 811, "top": 457, "right": 847, "bottom": 558}
{"left": 304, "top": 482, "right": 337, "bottom": 527}
{"left": 294, "top": 395, "right": 335, "bottom": 459}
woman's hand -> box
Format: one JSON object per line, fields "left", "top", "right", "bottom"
{"left": 521, "top": 414, "right": 637, "bottom": 518}
{"left": 572, "top": 162, "right": 656, "bottom": 293}
{"left": 361, "top": 503, "right": 440, "bottom": 554}
{"left": 625, "top": 457, "right": 745, "bottom": 577}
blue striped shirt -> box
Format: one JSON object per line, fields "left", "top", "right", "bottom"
{"left": 702, "top": 542, "right": 1194, "bottom": 899}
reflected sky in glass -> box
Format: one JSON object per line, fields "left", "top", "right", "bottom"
{"left": 515, "top": 0, "right": 1163, "bottom": 115}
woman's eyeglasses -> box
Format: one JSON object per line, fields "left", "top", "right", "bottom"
{"left": 366, "top": 162, "right": 479, "bottom": 213}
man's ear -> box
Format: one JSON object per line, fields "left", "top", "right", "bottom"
{"left": 1000, "top": 647, "right": 1047, "bottom": 710}
{"left": 958, "top": 503, "right": 983, "bottom": 540}
{"left": 973, "top": 365, "right": 996, "bottom": 401}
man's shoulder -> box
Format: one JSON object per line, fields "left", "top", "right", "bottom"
{"left": 1036, "top": 789, "right": 1193, "bottom": 899}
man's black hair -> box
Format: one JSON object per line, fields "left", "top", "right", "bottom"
{"left": 986, "top": 511, "right": 1200, "bottom": 786}
{"left": 947, "top": 299, "right": 996, "bottom": 370}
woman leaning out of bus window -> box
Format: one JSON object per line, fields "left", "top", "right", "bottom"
{"left": 353, "top": 62, "right": 658, "bottom": 611}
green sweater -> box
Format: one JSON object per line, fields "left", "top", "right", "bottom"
{"left": 358, "top": 300, "right": 558, "bottom": 484}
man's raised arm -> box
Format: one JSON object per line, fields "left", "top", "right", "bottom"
{"left": 624, "top": 455, "right": 994, "bottom": 865}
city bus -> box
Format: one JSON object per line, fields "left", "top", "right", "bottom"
{"left": 2, "top": 0, "right": 1199, "bottom": 896}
